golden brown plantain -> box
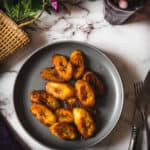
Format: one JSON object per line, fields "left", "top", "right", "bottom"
{"left": 66, "top": 97, "right": 77, "bottom": 109}
{"left": 46, "top": 82, "right": 75, "bottom": 100}
{"left": 75, "top": 80, "right": 95, "bottom": 107}
{"left": 73, "top": 108, "right": 95, "bottom": 138}
{"left": 52, "top": 54, "right": 73, "bottom": 81}
{"left": 55, "top": 108, "right": 74, "bottom": 123}
{"left": 70, "top": 50, "right": 85, "bottom": 79}
{"left": 30, "top": 90, "right": 60, "bottom": 110}
{"left": 49, "top": 122, "right": 77, "bottom": 140}
{"left": 82, "top": 71, "right": 104, "bottom": 96}
{"left": 30, "top": 104, "right": 57, "bottom": 126}
{"left": 40, "top": 67, "right": 64, "bottom": 82}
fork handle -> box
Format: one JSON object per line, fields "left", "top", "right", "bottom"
{"left": 128, "top": 125, "right": 138, "bottom": 150}
{"left": 133, "top": 124, "right": 149, "bottom": 150}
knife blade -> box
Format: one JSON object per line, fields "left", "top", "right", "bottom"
{"left": 143, "top": 70, "right": 150, "bottom": 150}
{"left": 144, "top": 70, "right": 150, "bottom": 112}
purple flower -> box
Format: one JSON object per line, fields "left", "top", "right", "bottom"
{"left": 50, "top": 0, "right": 59, "bottom": 11}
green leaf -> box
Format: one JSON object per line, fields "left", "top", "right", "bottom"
{"left": 29, "top": 11, "right": 38, "bottom": 17}
{"left": 15, "top": 2, "right": 20, "bottom": 19}
{"left": 3, "top": 0, "right": 53, "bottom": 24}
{"left": 32, "top": 0, "right": 43, "bottom": 10}
{"left": 3, "top": 0, "right": 12, "bottom": 14}
{"left": 45, "top": 0, "right": 53, "bottom": 14}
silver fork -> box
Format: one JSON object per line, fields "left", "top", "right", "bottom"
{"left": 134, "top": 82, "right": 145, "bottom": 119}
{"left": 135, "top": 82, "right": 149, "bottom": 150}
{"left": 129, "top": 82, "right": 149, "bottom": 150}
{"left": 128, "top": 82, "right": 143, "bottom": 150}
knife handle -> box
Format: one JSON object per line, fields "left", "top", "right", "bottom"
{"left": 137, "top": 111, "right": 150, "bottom": 150}
{"left": 128, "top": 125, "right": 138, "bottom": 150}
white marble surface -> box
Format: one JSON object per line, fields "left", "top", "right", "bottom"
{"left": 0, "top": 0, "right": 150, "bottom": 150}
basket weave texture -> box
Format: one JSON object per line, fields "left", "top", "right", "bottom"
{"left": 0, "top": 10, "right": 30, "bottom": 62}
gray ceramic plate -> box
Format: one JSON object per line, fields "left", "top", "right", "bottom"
{"left": 13, "top": 41, "right": 124, "bottom": 150}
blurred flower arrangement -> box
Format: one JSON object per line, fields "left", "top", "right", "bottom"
{"left": 51, "top": 0, "right": 59, "bottom": 11}
{"left": 2, "top": 0, "right": 65, "bottom": 24}
{"left": 2, "top": 0, "right": 91, "bottom": 24}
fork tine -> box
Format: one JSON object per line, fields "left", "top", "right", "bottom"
{"left": 134, "top": 83, "right": 137, "bottom": 97}
{"left": 136, "top": 82, "right": 140, "bottom": 96}
{"left": 134, "top": 82, "right": 144, "bottom": 98}
{"left": 138, "top": 82, "right": 144, "bottom": 96}
{"left": 134, "top": 82, "right": 139, "bottom": 98}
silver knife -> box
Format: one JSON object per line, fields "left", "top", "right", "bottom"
{"left": 144, "top": 70, "right": 150, "bottom": 111}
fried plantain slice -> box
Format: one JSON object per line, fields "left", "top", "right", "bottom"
{"left": 73, "top": 108, "right": 95, "bottom": 138}
{"left": 46, "top": 82, "right": 75, "bottom": 100}
{"left": 82, "top": 71, "right": 104, "bottom": 96}
{"left": 30, "top": 104, "right": 57, "bottom": 126}
{"left": 30, "top": 90, "right": 60, "bottom": 110}
{"left": 75, "top": 80, "right": 95, "bottom": 107}
{"left": 55, "top": 108, "right": 74, "bottom": 123}
{"left": 40, "top": 67, "right": 64, "bottom": 82}
{"left": 70, "top": 50, "right": 85, "bottom": 79}
{"left": 52, "top": 54, "right": 73, "bottom": 81}
{"left": 49, "top": 122, "right": 77, "bottom": 140}
{"left": 66, "top": 97, "right": 77, "bottom": 109}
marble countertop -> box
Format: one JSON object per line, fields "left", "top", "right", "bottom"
{"left": 0, "top": 0, "right": 150, "bottom": 150}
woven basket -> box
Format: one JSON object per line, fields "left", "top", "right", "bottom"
{"left": 0, "top": 10, "right": 30, "bottom": 62}
{"left": 0, "top": 0, "right": 45, "bottom": 62}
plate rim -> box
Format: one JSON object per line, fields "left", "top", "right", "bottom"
{"left": 12, "top": 40, "right": 124, "bottom": 150}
